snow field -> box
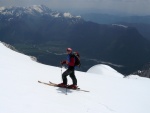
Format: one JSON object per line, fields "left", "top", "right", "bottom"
{"left": 0, "top": 42, "right": 150, "bottom": 113}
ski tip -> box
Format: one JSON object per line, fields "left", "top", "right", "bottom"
{"left": 38, "top": 81, "right": 41, "bottom": 83}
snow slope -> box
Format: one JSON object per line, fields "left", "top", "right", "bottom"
{"left": 0, "top": 42, "right": 150, "bottom": 113}
{"left": 87, "top": 64, "right": 124, "bottom": 78}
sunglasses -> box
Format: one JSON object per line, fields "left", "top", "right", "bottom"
{"left": 67, "top": 50, "right": 71, "bottom": 52}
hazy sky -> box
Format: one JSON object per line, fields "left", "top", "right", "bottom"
{"left": 0, "top": 0, "right": 150, "bottom": 15}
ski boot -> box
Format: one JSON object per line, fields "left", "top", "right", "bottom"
{"left": 67, "top": 84, "right": 78, "bottom": 89}
{"left": 57, "top": 83, "right": 67, "bottom": 88}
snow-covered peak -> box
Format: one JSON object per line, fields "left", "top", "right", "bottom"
{"left": 63, "top": 12, "right": 73, "bottom": 18}
{"left": 0, "top": 7, "right": 5, "bottom": 12}
{"left": 87, "top": 64, "right": 124, "bottom": 78}
{"left": 26, "top": 5, "right": 51, "bottom": 14}
{"left": 76, "top": 15, "right": 81, "bottom": 18}
{"left": 51, "top": 12, "right": 61, "bottom": 18}
{"left": 63, "top": 12, "right": 81, "bottom": 19}
{"left": 0, "top": 5, "right": 82, "bottom": 21}
{"left": 30, "top": 5, "right": 44, "bottom": 13}
{"left": 112, "top": 24, "right": 128, "bottom": 28}
{"left": 0, "top": 5, "right": 52, "bottom": 16}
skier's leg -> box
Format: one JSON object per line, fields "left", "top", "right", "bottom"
{"left": 62, "top": 69, "right": 72, "bottom": 85}
{"left": 69, "top": 71, "right": 77, "bottom": 85}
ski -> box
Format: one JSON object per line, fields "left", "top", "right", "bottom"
{"left": 49, "top": 81, "right": 80, "bottom": 90}
{"left": 49, "top": 81, "right": 90, "bottom": 92}
{"left": 38, "top": 81, "right": 89, "bottom": 92}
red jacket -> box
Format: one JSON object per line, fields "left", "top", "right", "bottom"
{"left": 62, "top": 53, "right": 75, "bottom": 70}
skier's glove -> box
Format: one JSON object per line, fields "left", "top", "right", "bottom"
{"left": 60, "top": 61, "right": 66, "bottom": 65}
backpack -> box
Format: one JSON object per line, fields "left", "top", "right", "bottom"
{"left": 73, "top": 52, "right": 81, "bottom": 67}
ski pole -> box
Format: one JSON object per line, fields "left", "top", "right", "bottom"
{"left": 60, "top": 62, "right": 67, "bottom": 95}
{"left": 61, "top": 64, "right": 63, "bottom": 82}
{"left": 66, "top": 87, "right": 67, "bottom": 95}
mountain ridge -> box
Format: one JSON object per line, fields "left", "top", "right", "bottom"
{"left": 0, "top": 5, "right": 81, "bottom": 20}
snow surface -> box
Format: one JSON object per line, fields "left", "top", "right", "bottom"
{"left": 125, "top": 74, "right": 149, "bottom": 80}
{"left": 87, "top": 64, "right": 124, "bottom": 78}
{"left": 31, "top": 5, "right": 44, "bottom": 13}
{"left": 76, "top": 15, "right": 81, "bottom": 18}
{"left": 0, "top": 7, "right": 5, "bottom": 12}
{"left": 112, "top": 24, "right": 128, "bottom": 28}
{"left": 51, "top": 12, "right": 60, "bottom": 18}
{"left": 0, "top": 42, "right": 150, "bottom": 113}
{"left": 63, "top": 12, "right": 73, "bottom": 18}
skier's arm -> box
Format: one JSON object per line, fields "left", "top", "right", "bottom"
{"left": 61, "top": 61, "right": 66, "bottom": 65}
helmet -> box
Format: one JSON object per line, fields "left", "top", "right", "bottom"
{"left": 66, "top": 48, "right": 72, "bottom": 52}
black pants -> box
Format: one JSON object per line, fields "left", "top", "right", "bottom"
{"left": 62, "top": 69, "right": 77, "bottom": 85}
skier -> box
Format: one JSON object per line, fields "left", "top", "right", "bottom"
{"left": 57, "top": 48, "right": 77, "bottom": 89}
